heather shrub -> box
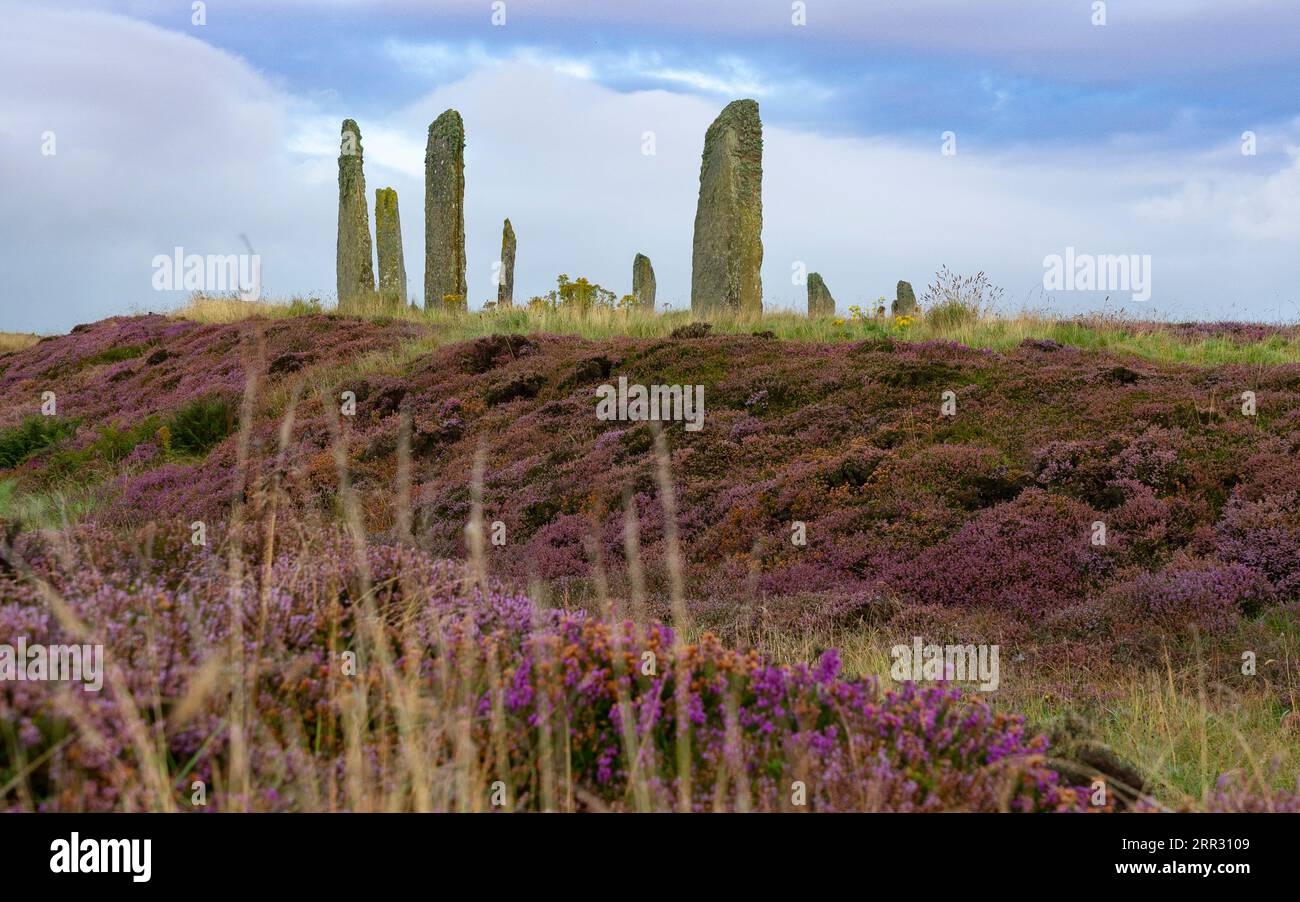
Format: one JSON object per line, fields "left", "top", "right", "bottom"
{"left": 896, "top": 489, "right": 1108, "bottom": 612}
{"left": 901, "top": 443, "right": 1023, "bottom": 511}
{"left": 1030, "top": 439, "right": 1111, "bottom": 504}
{"left": 1201, "top": 770, "right": 1300, "bottom": 813}
{"left": 1112, "top": 427, "right": 1182, "bottom": 491}
{"left": 1106, "top": 478, "right": 1174, "bottom": 564}
{"left": 0, "top": 526, "right": 1083, "bottom": 812}
{"left": 1214, "top": 492, "right": 1300, "bottom": 597}
{"left": 1111, "top": 555, "right": 1275, "bottom": 633}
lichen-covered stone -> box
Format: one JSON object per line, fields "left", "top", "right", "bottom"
{"left": 690, "top": 99, "right": 763, "bottom": 316}
{"left": 374, "top": 187, "right": 407, "bottom": 310}
{"left": 336, "top": 119, "right": 375, "bottom": 313}
{"left": 893, "top": 280, "right": 917, "bottom": 316}
{"left": 498, "top": 218, "right": 516, "bottom": 307}
{"left": 807, "top": 272, "right": 835, "bottom": 317}
{"left": 424, "top": 109, "right": 466, "bottom": 310}
{"left": 632, "top": 253, "right": 656, "bottom": 312}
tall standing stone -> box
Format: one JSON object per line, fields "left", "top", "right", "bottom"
{"left": 374, "top": 188, "right": 407, "bottom": 310}
{"left": 893, "top": 280, "right": 917, "bottom": 316}
{"left": 632, "top": 253, "right": 656, "bottom": 312}
{"left": 336, "top": 119, "right": 375, "bottom": 313}
{"left": 807, "top": 272, "right": 835, "bottom": 317}
{"left": 497, "top": 218, "right": 515, "bottom": 307}
{"left": 424, "top": 109, "right": 467, "bottom": 311}
{"left": 690, "top": 99, "right": 763, "bottom": 316}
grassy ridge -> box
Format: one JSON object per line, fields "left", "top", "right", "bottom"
{"left": 172, "top": 294, "right": 1300, "bottom": 367}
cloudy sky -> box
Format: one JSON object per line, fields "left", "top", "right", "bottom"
{"left": 3, "top": 0, "right": 1299, "bottom": 332}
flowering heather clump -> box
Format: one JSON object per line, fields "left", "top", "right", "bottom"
{"left": 895, "top": 489, "right": 1110, "bottom": 613}
{"left": 1156, "top": 321, "right": 1300, "bottom": 344}
{"left": 1200, "top": 771, "right": 1300, "bottom": 813}
{"left": 0, "top": 526, "right": 1081, "bottom": 812}
{"left": 1214, "top": 492, "right": 1300, "bottom": 597}
{"left": 1113, "top": 556, "right": 1275, "bottom": 633}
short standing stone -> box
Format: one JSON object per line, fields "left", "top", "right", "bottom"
{"left": 807, "top": 272, "right": 835, "bottom": 317}
{"left": 374, "top": 187, "right": 407, "bottom": 310}
{"left": 632, "top": 253, "right": 656, "bottom": 312}
{"left": 336, "top": 119, "right": 375, "bottom": 313}
{"left": 498, "top": 218, "right": 516, "bottom": 307}
{"left": 893, "top": 280, "right": 917, "bottom": 316}
{"left": 425, "top": 109, "right": 467, "bottom": 310}
{"left": 690, "top": 99, "right": 763, "bottom": 316}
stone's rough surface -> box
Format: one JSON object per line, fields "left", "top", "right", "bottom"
{"left": 374, "top": 187, "right": 407, "bottom": 310}
{"left": 690, "top": 99, "right": 763, "bottom": 315}
{"left": 632, "top": 253, "right": 656, "bottom": 311}
{"left": 336, "top": 119, "right": 375, "bottom": 312}
{"left": 497, "top": 218, "right": 516, "bottom": 307}
{"left": 807, "top": 272, "right": 836, "bottom": 317}
{"left": 893, "top": 280, "right": 917, "bottom": 316}
{"left": 424, "top": 109, "right": 467, "bottom": 310}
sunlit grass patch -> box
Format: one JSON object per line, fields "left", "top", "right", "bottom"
{"left": 0, "top": 332, "right": 41, "bottom": 354}
{"left": 169, "top": 292, "right": 1300, "bottom": 367}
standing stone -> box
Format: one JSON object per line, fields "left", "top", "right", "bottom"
{"left": 374, "top": 188, "right": 407, "bottom": 310}
{"left": 336, "top": 119, "right": 375, "bottom": 313}
{"left": 690, "top": 99, "right": 763, "bottom": 316}
{"left": 497, "top": 218, "right": 516, "bottom": 307}
{"left": 893, "top": 280, "right": 917, "bottom": 316}
{"left": 632, "top": 253, "right": 656, "bottom": 312}
{"left": 807, "top": 272, "right": 835, "bottom": 317}
{"left": 424, "top": 109, "right": 467, "bottom": 310}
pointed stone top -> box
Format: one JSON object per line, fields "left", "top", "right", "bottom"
{"left": 340, "top": 119, "right": 363, "bottom": 157}
{"left": 429, "top": 109, "right": 464, "bottom": 138}
{"left": 375, "top": 186, "right": 398, "bottom": 211}
{"left": 503, "top": 217, "right": 514, "bottom": 234}
{"left": 634, "top": 252, "right": 651, "bottom": 265}
{"left": 711, "top": 99, "right": 760, "bottom": 130}
{"left": 704, "top": 100, "right": 761, "bottom": 156}
{"left": 720, "top": 98, "right": 759, "bottom": 116}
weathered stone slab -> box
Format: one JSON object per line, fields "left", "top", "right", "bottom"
{"left": 690, "top": 99, "right": 763, "bottom": 316}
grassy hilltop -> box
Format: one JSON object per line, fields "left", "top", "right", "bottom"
{"left": 0, "top": 297, "right": 1296, "bottom": 812}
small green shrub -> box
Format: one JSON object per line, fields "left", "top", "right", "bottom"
{"left": 84, "top": 344, "right": 147, "bottom": 366}
{"left": 0, "top": 416, "right": 78, "bottom": 469}
{"left": 167, "top": 397, "right": 236, "bottom": 456}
